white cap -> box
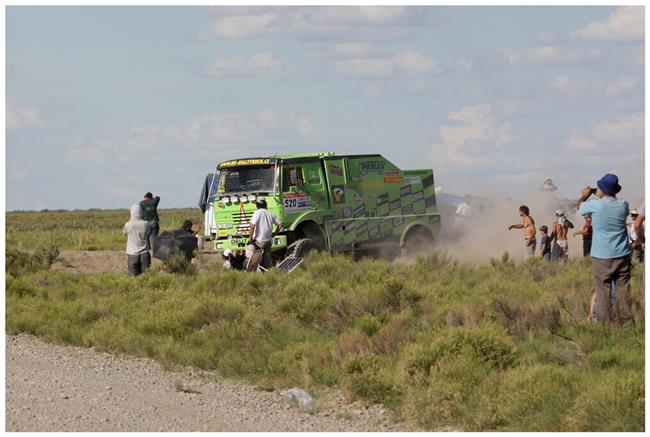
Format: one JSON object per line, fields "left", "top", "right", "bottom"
{"left": 223, "top": 249, "right": 232, "bottom": 257}
{"left": 631, "top": 209, "right": 639, "bottom": 215}
{"left": 256, "top": 196, "right": 267, "bottom": 204}
{"left": 555, "top": 209, "right": 564, "bottom": 216}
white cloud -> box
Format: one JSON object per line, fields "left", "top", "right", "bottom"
{"left": 566, "top": 133, "right": 597, "bottom": 152}
{"left": 393, "top": 50, "right": 438, "bottom": 75}
{"left": 536, "top": 30, "right": 558, "bottom": 44}
{"left": 198, "top": 6, "right": 429, "bottom": 42}
{"left": 455, "top": 56, "right": 473, "bottom": 72}
{"left": 198, "top": 13, "right": 277, "bottom": 39}
{"left": 6, "top": 104, "right": 45, "bottom": 130}
{"left": 571, "top": 6, "right": 644, "bottom": 42}
{"left": 591, "top": 112, "right": 644, "bottom": 145}
{"left": 550, "top": 75, "right": 571, "bottom": 91}
{"left": 209, "top": 53, "right": 283, "bottom": 78}
{"left": 334, "top": 50, "right": 437, "bottom": 78}
{"left": 499, "top": 45, "right": 600, "bottom": 66}
{"left": 564, "top": 112, "right": 644, "bottom": 154}
{"left": 64, "top": 147, "right": 106, "bottom": 164}
{"left": 430, "top": 104, "right": 514, "bottom": 168}
{"left": 308, "top": 42, "right": 382, "bottom": 59}
{"left": 605, "top": 77, "right": 637, "bottom": 97}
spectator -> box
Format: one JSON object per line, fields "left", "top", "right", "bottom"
{"left": 573, "top": 214, "right": 593, "bottom": 257}
{"left": 508, "top": 205, "right": 537, "bottom": 258}
{"left": 634, "top": 201, "right": 645, "bottom": 311}
{"left": 249, "top": 196, "right": 283, "bottom": 270}
{"left": 122, "top": 204, "right": 151, "bottom": 276}
{"left": 550, "top": 210, "right": 574, "bottom": 262}
{"left": 140, "top": 192, "right": 161, "bottom": 240}
{"left": 455, "top": 194, "right": 474, "bottom": 217}
{"left": 576, "top": 174, "right": 633, "bottom": 325}
{"left": 628, "top": 209, "right": 644, "bottom": 263}
{"left": 539, "top": 225, "right": 552, "bottom": 262}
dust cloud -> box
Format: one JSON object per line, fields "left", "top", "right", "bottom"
{"left": 436, "top": 190, "right": 590, "bottom": 264}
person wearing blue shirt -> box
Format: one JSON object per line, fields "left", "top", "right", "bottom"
{"left": 576, "top": 174, "right": 632, "bottom": 325}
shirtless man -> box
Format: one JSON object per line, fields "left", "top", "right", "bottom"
{"left": 508, "top": 205, "right": 537, "bottom": 258}
{"left": 550, "top": 210, "right": 574, "bottom": 261}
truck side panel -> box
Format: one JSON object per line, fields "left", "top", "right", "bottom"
{"left": 323, "top": 155, "right": 440, "bottom": 252}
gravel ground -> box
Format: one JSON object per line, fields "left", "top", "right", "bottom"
{"left": 6, "top": 334, "right": 414, "bottom": 432}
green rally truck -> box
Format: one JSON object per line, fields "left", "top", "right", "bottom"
{"left": 204, "top": 153, "right": 441, "bottom": 260}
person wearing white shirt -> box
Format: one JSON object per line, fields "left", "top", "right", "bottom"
{"left": 249, "top": 196, "right": 283, "bottom": 269}
{"left": 455, "top": 194, "right": 474, "bottom": 217}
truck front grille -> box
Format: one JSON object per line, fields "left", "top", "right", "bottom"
{"left": 231, "top": 211, "right": 254, "bottom": 235}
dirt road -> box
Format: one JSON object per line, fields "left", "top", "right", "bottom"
{"left": 5, "top": 334, "right": 409, "bottom": 432}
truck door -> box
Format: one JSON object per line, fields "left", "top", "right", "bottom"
{"left": 281, "top": 160, "right": 327, "bottom": 215}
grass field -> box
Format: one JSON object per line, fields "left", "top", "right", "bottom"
{"left": 5, "top": 209, "right": 645, "bottom": 431}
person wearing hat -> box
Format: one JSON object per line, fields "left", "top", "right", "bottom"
{"left": 249, "top": 196, "right": 283, "bottom": 269}
{"left": 550, "top": 209, "right": 573, "bottom": 262}
{"left": 576, "top": 173, "right": 633, "bottom": 325}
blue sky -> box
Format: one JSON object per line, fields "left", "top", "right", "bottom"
{"left": 6, "top": 6, "right": 645, "bottom": 210}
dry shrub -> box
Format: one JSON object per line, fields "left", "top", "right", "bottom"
{"left": 563, "top": 369, "right": 644, "bottom": 431}
{"left": 330, "top": 329, "right": 370, "bottom": 364}
{"left": 370, "top": 309, "right": 415, "bottom": 355}
{"left": 492, "top": 298, "right": 561, "bottom": 335}
{"left": 444, "top": 305, "right": 486, "bottom": 328}
{"left": 341, "top": 353, "right": 399, "bottom": 405}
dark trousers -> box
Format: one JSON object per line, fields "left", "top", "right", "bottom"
{"left": 127, "top": 252, "right": 151, "bottom": 276}
{"left": 592, "top": 255, "right": 633, "bottom": 324}
{"left": 583, "top": 238, "right": 592, "bottom": 257}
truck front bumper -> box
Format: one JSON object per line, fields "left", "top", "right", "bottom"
{"left": 213, "top": 235, "right": 288, "bottom": 253}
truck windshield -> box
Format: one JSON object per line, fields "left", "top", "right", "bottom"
{"left": 217, "top": 166, "right": 276, "bottom": 195}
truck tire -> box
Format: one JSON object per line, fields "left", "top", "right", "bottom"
{"left": 401, "top": 227, "right": 433, "bottom": 257}
{"left": 285, "top": 238, "right": 319, "bottom": 259}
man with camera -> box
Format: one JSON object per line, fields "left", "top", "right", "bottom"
{"left": 576, "top": 174, "right": 632, "bottom": 325}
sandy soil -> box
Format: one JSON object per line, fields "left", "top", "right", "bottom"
{"left": 51, "top": 250, "right": 222, "bottom": 274}
{"left": 5, "top": 334, "right": 412, "bottom": 432}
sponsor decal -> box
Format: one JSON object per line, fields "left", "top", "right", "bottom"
{"left": 308, "top": 169, "right": 319, "bottom": 183}
{"left": 218, "top": 223, "right": 233, "bottom": 229}
{"left": 385, "top": 170, "right": 399, "bottom": 176}
{"left": 400, "top": 185, "right": 412, "bottom": 196}
{"left": 352, "top": 193, "right": 363, "bottom": 202}
{"left": 328, "top": 164, "right": 343, "bottom": 176}
{"left": 351, "top": 175, "right": 364, "bottom": 182}
{"left": 389, "top": 199, "right": 401, "bottom": 210}
{"left": 282, "top": 191, "right": 311, "bottom": 213}
{"left": 332, "top": 185, "right": 346, "bottom": 204}
{"left": 405, "top": 176, "right": 422, "bottom": 185}
{"left": 356, "top": 222, "right": 368, "bottom": 235}
{"left": 353, "top": 204, "right": 366, "bottom": 218}
{"left": 219, "top": 158, "right": 273, "bottom": 168}
{"left": 342, "top": 207, "right": 353, "bottom": 218}
{"left": 376, "top": 193, "right": 389, "bottom": 206}
{"left": 384, "top": 175, "right": 403, "bottom": 184}
{"left": 359, "top": 161, "right": 385, "bottom": 175}
{"left": 359, "top": 181, "right": 383, "bottom": 190}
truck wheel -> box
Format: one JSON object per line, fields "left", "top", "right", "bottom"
{"left": 286, "top": 238, "right": 319, "bottom": 259}
{"left": 401, "top": 227, "right": 433, "bottom": 257}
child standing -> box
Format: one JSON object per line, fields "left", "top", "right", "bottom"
{"left": 539, "top": 225, "right": 552, "bottom": 262}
